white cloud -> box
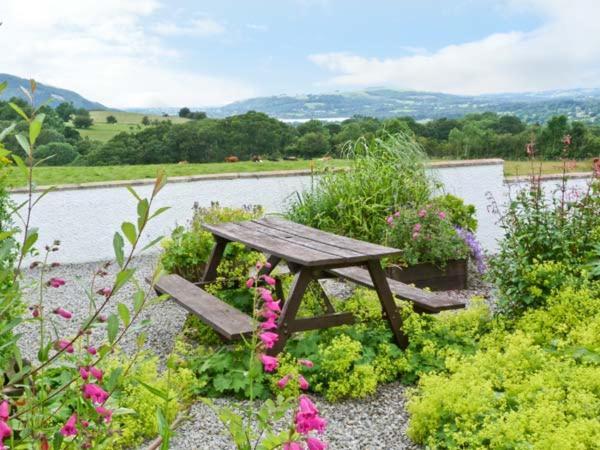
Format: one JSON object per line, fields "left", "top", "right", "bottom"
{"left": 0, "top": 0, "right": 254, "bottom": 107}
{"left": 152, "top": 18, "right": 226, "bottom": 37}
{"left": 309, "top": 0, "right": 600, "bottom": 95}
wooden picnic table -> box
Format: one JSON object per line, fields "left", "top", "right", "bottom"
{"left": 200, "top": 216, "right": 408, "bottom": 353}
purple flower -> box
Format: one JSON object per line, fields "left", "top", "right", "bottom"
{"left": 455, "top": 227, "right": 486, "bottom": 274}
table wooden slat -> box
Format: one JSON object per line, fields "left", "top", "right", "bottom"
{"left": 236, "top": 220, "right": 364, "bottom": 259}
{"left": 257, "top": 217, "right": 402, "bottom": 259}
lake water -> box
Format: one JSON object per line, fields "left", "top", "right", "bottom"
{"left": 10, "top": 163, "right": 592, "bottom": 264}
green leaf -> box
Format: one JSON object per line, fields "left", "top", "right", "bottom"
{"left": 133, "top": 290, "right": 145, "bottom": 313}
{"left": 113, "top": 268, "right": 135, "bottom": 296}
{"left": 140, "top": 235, "right": 164, "bottom": 253}
{"left": 29, "top": 113, "right": 45, "bottom": 146}
{"left": 0, "top": 123, "right": 15, "bottom": 141}
{"left": 121, "top": 222, "right": 137, "bottom": 245}
{"left": 107, "top": 313, "right": 119, "bottom": 344}
{"left": 52, "top": 431, "right": 64, "bottom": 450}
{"left": 9, "top": 102, "right": 29, "bottom": 121}
{"left": 153, "top": 169, "right": 167, "bottom": 196}
{"left": 15, "top": 133, "right": 31, "bottom": 154}
{"left": 137, "top": 379, "right": 170, "bottom": 401}
{"left": 105, "top": 367, "right": 123, "bottom": 391}
{"left": 136, "top": 331, "right": 147, "bottom": 348}
{"left": 113, "top": 232, "right": 124, "bottom": 267}
{"left": 149, "top": 206, "right": 170, "bottom": 220}
{"left": 37, "top": 341, "right": 52, "bottom": 363}
{"left": 22, "top": 229, "right": 38, "bottom": 255}
{"left": 0, "top": 81, "right": 6, "bottom": 94}
{"left": 137, "top": 198, "right": 150, "bottom": 230}
{"left": 11, "top": 154, "right": 28, "bottom": 177}
{"left": 126, "top": 185, "right": 141, "bottom": 201}
{"left": 117, "top": 302, "right": 131, "bottom": 327}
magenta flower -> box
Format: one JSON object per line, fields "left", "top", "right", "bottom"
{"left": 79, "top": 367, "right": 90, "bottom": 380}
{"left": 438, "top": 211, "right": 446, "bottom": 220}
{"left": 262, "top": 309, "right": 278, "bottom": 321}
{"left": 30, "top": 306, "right": 40, "bottom": 318}
{"left": 48, "top": 277, "right": 66, "bottom": 288}
{"left": 277, "top": 374, "right": 291, "bottom": 389}
{"left": 261, "top": 275, "right": 276, "bottom": 286}
{"left": 0, "top": 421, "right": 11, "bottom": 439}
{"left": 60, "top": 414, "right": 77, "bottom": 437}
{"left": 82, "top": 383, "right": 109, "bottom": 404}
{"left": 394, "top": 211, "right": 401, "bottom": 217}
{"left": 53, "top": 307, "right": 72, "bottom": 319}
{"left": 264, "top": 300, "right": 281, "bottom": 312}
{"left": 418, "top": 209, "right": 427, "bottom": 218}
{"left": 0, "top": 401, "right": 8, "bottom": 421}
{"left": 86, "top": 346, "right": 97, "bottom": 355}
{"left": 298, "top": 375, "right": 309, "bottom": 390}
{"left": 259, "top": 331, "right": 279, "bottom": 349}
{"left": 96, "top": 287, "right": 112, "bottom": 297}
{"left": 245, "top": 277, "right": 255, "bottom": 288}
{"left": 57, "top": 339, "right": 74, "bottom": 353}
{"left": 413, "top": 223, "right": 422, "bottom": 233}
{"left": 95, "top": 406, "right": 113, "bottom": 423}
{"left": 306, "top": 437, "right": 327, "bottom": 450}
{"left": 260, "top": 289, "right": 274, "bottom": 303}
{"left": 386, "top": 215, "right": 394, "bottom": 225}
{"left": 299, "top": 359, "right": 314, "bottom": 368}
{"left": 283, "top": 443, "right": 303, "bottom": 450}
{"left": 296, "top": 395, "right": 327, "bottom": 435}
{"left": 260, "top": 354, "right": 278, "bottom": 372}
{"left": 90, "top": 366, "right": 103, "bottom": 382}
{"left": 260, "top": 318, "right": 278, "bottom": 330}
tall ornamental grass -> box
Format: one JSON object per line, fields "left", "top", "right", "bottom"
{"left": 287, "top": 133, "right": 439, "bottom": 244}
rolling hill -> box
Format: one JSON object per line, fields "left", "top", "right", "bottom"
{"left": 201, "top": 88, "right": 600, "bottom": 123}
{"left": 0, "top": 73, "right": 106, "bottom": 110}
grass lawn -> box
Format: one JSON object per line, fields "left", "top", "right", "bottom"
{"left": 76, "top": 110, "right": 189, "bottom": 142}
{"left": 503, "top": 159, "right": 595, "bottom": 176}
{"left": 6, "top": 159, "right": 595, "bottom": 188}
{"left": 6, "top": 159, "right": 350, "bottom": 187}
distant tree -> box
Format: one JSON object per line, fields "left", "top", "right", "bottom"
{"left": 294, "top": 131, "right": 331, "bottom": 158}
{"left": 189, "top": 111, "right": 207, "bottom": 120}
{"left": 33, "top": 142, "right": 79, "bottom": 166}
{"left": 73, "top": 114, "right": 93, "bottom": 129}
{"left": 56, "top": 102, "right": 76, "bottom": 122}
{"left": 491, "top": 115, "right": 526, "bottom": 134}
{"left": 178, "top": 107, "right": 191, "bottom": 118}
{"left": 63, "top": 127, "right": 81, "bottom": 142}
{"left": 106, "top": 115, "right": 118, "bottom": 124}
{"left": 141, "top": 115, "right": 151, "bottom": 126}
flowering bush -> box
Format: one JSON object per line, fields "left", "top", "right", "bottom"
{"left": 384, "top": 204, "right": 470, "bottom": 267}
{"left": 488, "top": 137, "right": 600, "bottom": 316}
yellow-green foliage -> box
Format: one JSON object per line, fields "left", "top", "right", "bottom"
{"left": 271, "top": 354, "right": 302, "bottom": 399}
{"left": 102, "top": 352, "right": 199, "bottom": 449}
{"left": 407, "top": 283, "right": 600, "bottom": 449}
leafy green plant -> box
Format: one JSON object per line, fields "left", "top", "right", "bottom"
{"left": 287, "top": 133, "right": 437, "bottom": 245}
{"left": 407, "top": 282, "right": 600, "bottom": 449}
{"left": 430, "top": 193, "right": 478, "bottom": 232}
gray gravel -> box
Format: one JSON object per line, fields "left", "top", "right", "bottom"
{"left": 18, "top": 256, "right": 490, "bottom": 449}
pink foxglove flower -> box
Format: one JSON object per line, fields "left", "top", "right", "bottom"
{"left": 438, "top": 211, "right": 446, "bottom": 220}
{"left": 86, "top": 346, "right": 97, "bottom": 355}
{"left": 261, "top": 309, "right": 278, "bottom": 320}
{"left": 413, "top": 223, "right": 422, "bottom": 233}
{"left": 53, "top": 307, "right": 72, "bottom": 319}
{"left": 298, "top": 375, "right": 309, "bottom": 390}
{"left": 296, "top": 395, "right": 327, "bottom": 434}
{"left": 418, "top": 209, "right": 427, "bottom": 218}
{"left": 283, "top": 443, "right": 303, "bottom": 450}
{"left": 277, "top": 374, "right": 291, "bottom": 389}
{"left": 306, "top": 437, "right": 327, "bottom": 450}
{"left": 261, "top": 275, "right": 276, "bottom": 286}
{"left": 82, "top": 384, "right": 109, "bottom": 404}
{"left": 96, "top": 287, "right": 111, "bottom": 297}
{"left": 299, "top": 359, "right": 314, "bottom": 368}
{"left": 264, "top": 300, "right": 281, "bottom": 312}
{"left": 0, "top": 421, "right": 11, "bottom": 439}
{"left": 60, "top": 414, "right": 78, "bottom": 437}
{"left": 90, "top": 366, "right": 103, "bottom": 382}
{"left": 260, "top": 318, "right": 278, "bottom": 330}
{"left": 57, "top": 339, "right": 74, "bottom": 353}
{"left": 79, "top": 367, "right": 90, "bottom": 380}
{"left": 259, "top": 332, "right": 279, "bottom": 349}
{"left": 260, "top": 354, "right": 278, "bottom": 372}
{"left": 386, "top": 215, "right": 394, "bottom": 225}
{"left": 0, "top": 401, "right": 8, "bottom": 421}
{"left": 393, "top": 211, "right": 401, "bottom": 217}
{"left": 260, "top": 289, "right": 274, "bottom": 303}
{"left": 48, "top": 277, "right": 66, "bottom": 288}
{"left": 245, "top": 277, "right": 255, "bottom": 288}
{"left": 95, "top": 406, "right": 113, "bottom": 423}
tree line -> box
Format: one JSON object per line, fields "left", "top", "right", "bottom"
{"left": 1, "top": 98, "right": 599, "bottom": 166}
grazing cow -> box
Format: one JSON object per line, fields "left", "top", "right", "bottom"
{"left": 251, "top": 155, "right": 263, "bottom": 163}
{"left": 593, "top": 157, "right": 600, "bottom": 176}
{"left": 177, "top": 160, "right": 188, "bottom": 165}
{"left": 320, "top": 155, "right": 332, "bottom": 161}
{"left": 225, "top": 156, "right": 239, "bottom": 163}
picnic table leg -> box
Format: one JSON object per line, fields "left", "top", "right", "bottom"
{"left": 366, "top": 260, "right": 409, "bottom": 349}
{"left": 267, "top": 267, "right": 312, "bottom": 355}
{"left": 201, "top": 236, "right": 229, "bottom": 284}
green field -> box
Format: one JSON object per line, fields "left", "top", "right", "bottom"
{"left": 6, "top": 159, "right": 595, "bottom": 189}
{"left": 7, "top": 159, "right": 350, "bottom": 188}
{"left": 76, "top": 110, "right": 189, "bottom": 142}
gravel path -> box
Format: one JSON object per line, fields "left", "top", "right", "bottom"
{"left": 18, "top": 256, "right": 490, "bottom": 449}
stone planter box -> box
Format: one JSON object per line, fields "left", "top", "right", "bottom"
{"left": 385, "top": 259, "right": 468, "bottom": 291}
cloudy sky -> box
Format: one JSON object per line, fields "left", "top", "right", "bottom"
{"left": 1, "top": 0, "right": 599, "bottom": 108}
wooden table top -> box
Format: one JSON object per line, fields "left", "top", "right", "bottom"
{"left": 203, "top": 216, "right": 402, "bottom": 267}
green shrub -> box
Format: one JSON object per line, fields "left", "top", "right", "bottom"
{"left": 431, "top": 193, "right": 478, "bottom": 232}
{"left": 34, "top": 141, "right": 79, "bottom": 165}
{"left": 287, "top": 133, "right": 437, "bottom": 245}
{"left": 407, "top": 283, "right": 600, "bottom": 449}
{"left": 161, "top": 202, "right": 263, "bottom": 283}
{"left": 488, "top": 178, "right": 600, "bottom": 316}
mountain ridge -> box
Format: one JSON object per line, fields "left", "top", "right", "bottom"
{"left": 0, "top": 73, "right": 106, "bottom": 110}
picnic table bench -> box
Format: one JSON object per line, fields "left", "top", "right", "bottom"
{"left": 152, "top": 217, "right": 465, "bottom": 353}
